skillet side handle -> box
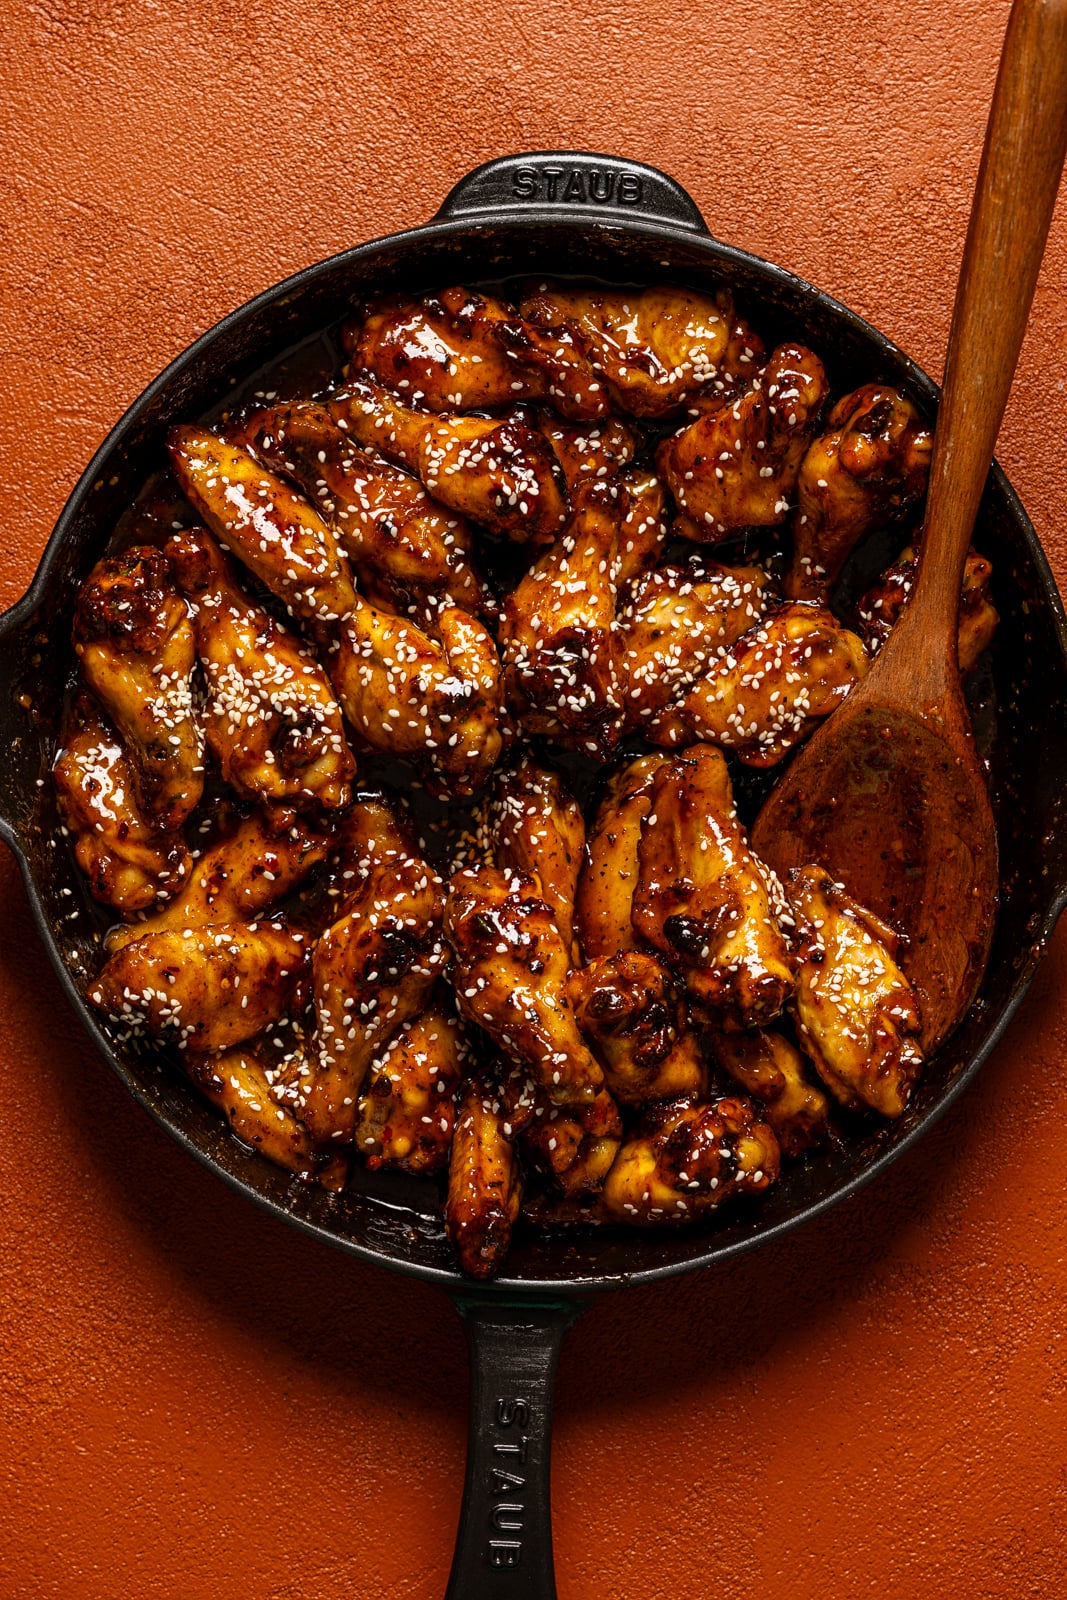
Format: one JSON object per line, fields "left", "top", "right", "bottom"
{"left": 445, "top": 1295, "right": 583, "bottom": 1600}
{"left": 435, "top": 151, "right": 710, "bottom": 234}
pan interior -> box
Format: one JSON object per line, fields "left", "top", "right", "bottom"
{"left": 5, "top": 216, "right": 1067, "bottom": 1290}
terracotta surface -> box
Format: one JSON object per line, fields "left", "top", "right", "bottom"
{"left": 3, "top": 1, "right": 1067, "bottom": 1594}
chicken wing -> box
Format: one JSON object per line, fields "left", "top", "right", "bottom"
{"left": 784, "top": 385, "right": 932, "bottom": 601}
{"left": 444, "top": 1072, "right": 523, "bottom": 1280}
{"left": 633, "top": 745, "right": 794, "bottom": 1025}
{"left": 53, "top": 694, "right": 192, "bottom": 914}
{"left": 651, "top": 603, "right": 869, "bottom": 765}
{"left": 537, "top": 410, "right": 640, "bottom": 488}
{"left": 186, "top": 1043, "right": 321, "bottom": 1180}
{"left": 240, "top": 401, "right": 495, "bottom": 626}
{"left": 517, "top": 1085, "right": 623, "bottom": 1198}
{"left": 167, "top": 427, "right": 357, "bottom": 625}
{"left": 301, "top": 802, "right": 446, "bottom": 1144}
{"left": 616, "top": 559, "right": 772, "bottom": 734}
{"left": 574, "top": 752, "right": 668, "bottom": 960}
{"left": 354, "top": 992, "right": 469, "bottom": 1173}
{"left": 488, "top": 754, "right": 585, "bottom": 960}
{"left": 105, "top": 806, "right": 329, "bottom": 952}
{"left": 657, "top": 344, "right": 829, "bottom": 539}
{"left": 330, "top": 598, "right": 501, "bottom": 796}
{"left": 499, "top": 478, "right": 623, "bottom": 757}
{"left": 568, "top": 951, "right": 708, "bottom": 1107}
{"left": 614, "top": 466, "right": 670, "bottom": 585}
{"left": 165, "top": 528, "right": 356, "bottom": 810}
{"left": 709, "top": 1027, "right": 830, "bottom": 1156}
{"left": 445, "top": 866, "right": 603, "bottom": 1105}
{"left": 324, "top": 377, "right": 569, "bottom": 545}
{"left": 519, "top": 283, "right": 761, "bottom": 417}
{"left": 787, "top": 865, "right": 924, "bottom": 1118}
{"left": 345, "top": 285, "right": 607, "bottom": 420}
{"left": 600, "top": 1095, "right": 780, "bottom": 1224}
{"left": 89, "top": 920, "right": 308, "bottom": 1052}
{"left": 72, "top": 545, "right": 203, "bottom": 829}
{"left": 856, "top": 544, "right": 998, "bottom": 674}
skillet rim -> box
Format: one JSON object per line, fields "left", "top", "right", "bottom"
{"left": 3, "top": 188, "right": 1066, "bottom": 1297}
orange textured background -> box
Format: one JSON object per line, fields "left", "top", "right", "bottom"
{"left": 3, "top": 2, "right": 1067, "bottom": 1596}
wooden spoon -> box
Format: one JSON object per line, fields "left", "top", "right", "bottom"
{"left": 751, "top": 0, "right": 1067, "bottom": 1053}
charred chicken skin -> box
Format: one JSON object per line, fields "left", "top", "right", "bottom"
{"left": 784, "top": 384, "right": 933, "bottom": 602}
{"left": 657, "top": 344, "right": 829, "bottom": 539}
{"left": 241, "top": 401, "right": 495, "bottom": 627}
{"left": 601, "top": 1095, "right": 780, "bottom": 1224}
{"left": 445, "top": 866, "right": 604, "bottom": 1106}
{"left": 324, "top": 376, "right": 569, "bottom": 545}
{"left": 72, "top": 545, "right": 203, "bottom": 830}
{"left": 53, "top": 694, "right": 192, "bottom": 914}
{"left": 168, "top": 427, "right": 357, "bottom": 625}
{"left": 345, "top": 285, "right": 608, "bottom": 420}
{"left": 568, "top": 951, "right": 707, "bottom": 1107}
{"left": 633, "top": 745, "right": 794, "bottom": 1025}
{"left": 788, "top": 865, "right": 924, "bottom": 1118}
{"left": 165, "top": 528, "right": 355, "bottom": 811}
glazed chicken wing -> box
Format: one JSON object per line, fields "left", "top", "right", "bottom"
{"left": 788, "top": 865, "right": 924, "bottom": 1117}
{"left": 857, "top": 544, "right": 998, "bottom": 674}
{"left": 568, "top": 951, "right": 708, "bottom": 1107}
{"left": 331, "top": 598, "right": 501, "bottom": 796}
{"left": 574, "top": 752, "right": 667, "bottom": 959}
{"left": 488, "top": 754, "right": 585, "bottom": 960}
{"left": 345, "top": 285, "right": 607, "bottom": 420}
{"left": 614, "top": 466, "right": 670, "bottom": 585}
{"left": 187, "top": 1043, "right": 321, "bottom": 1180}
{"left": 784, "top": 385, "right": 932, "bottom": 601}
{"left": 651, "top": 602, "right": 869, "bottom": 765}
{"left": 301, "top": 800, "right": 446, "bottom": 1144}
{"left": 53, "top": 694, "right": 191, "bottom": 914}
{"left": 616, "top": 559, "right": 772, "bottom": 734}
{"left": 105, "top": 805, "right": 329, "bottom": 952}
{"left": 73, "top": 545, "right": 203, "bottom": 829}
{"left": 89, "top": 920, "right": 308, "bottom": 1052}
{"left": 168, "top": 427, "right": 357, "bottom": 625}
{"left": 537, "top": 410, "right": 640, "bottom": 488}
{"left": 499, "top": 479, "right": 623, "bottom": 757}
{"left": 354, "top": 991, "right": 468, "bottom": 1173}
{"left": 633, "top": 745, "right": 794, "bottom": 1025}
{"left": 600, "top": 1095, "right": 780, "bottom": 1224}
{"left": 657, "top": 344, "right": 829, "bottom": 539}
{"left": 325, "top": 376, "right": 569, "bottom": 545}
{"left": 516, "top": 1084, "right": 623, "bottom": 1199}
{"left": 165, "top": 528, "right": 355, "bottom": 810}
{"left": 709, "top": 1027, "right": 830, "bottom": 1156}
{"left": 445, "top": 866, "right": 603, "bottom": 1105}
{"left": 241, "top": 401, "right": 494, "bottom": 626}
{"left": 520, "top": 283, "right": 762, "bottom": 417}
{"left": 444, "top": 1072, "right": 523, "bottom": 1280}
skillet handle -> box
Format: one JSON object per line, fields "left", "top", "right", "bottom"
{"left": 435, "top": 151, "right": 710, "bottom": 234}
{"left": 445, "top": 1295, "right": 583, "bottom": 1600}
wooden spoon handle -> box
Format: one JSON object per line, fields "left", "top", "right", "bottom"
{"left": 909, "top": 0, "right": 1067, "bottom": 642}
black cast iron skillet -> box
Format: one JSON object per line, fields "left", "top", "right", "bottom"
{"left": 2, "top": 152, "right": 1067, "bottom": 1598}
